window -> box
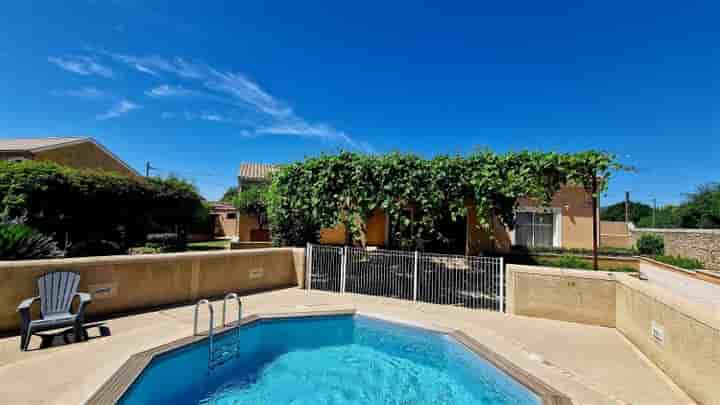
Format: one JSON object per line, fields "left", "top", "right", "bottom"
{"left": 513, "top": 209, "right": 561, "bottom": 248}
{"left": 226, "top": 213, "right": 237, "bottom": 219}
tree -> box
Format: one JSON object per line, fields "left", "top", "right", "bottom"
{"left": 233, "top": 184, "right": 270, "bottom": 229}
{"left": 600, "top": 201, "right": 652, "bottom": 223}
{"left": 267, "top": 150, "right": 623, "bottom": 256}
{"left": 0, "top": 160, "right": 205, "bottom": 251}
{"left": 220, "top": 186, "right": 238, "bottom": 203}
{"left": 680, "top": 183, "right": 720, "bottom": 228}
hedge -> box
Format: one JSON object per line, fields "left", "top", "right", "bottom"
{"left": 0, "top": 160, "right": 206, "bottom": 248}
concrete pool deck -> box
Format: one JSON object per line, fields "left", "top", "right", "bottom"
{"left": 0, "top": 288, "right": 694, "bottom": 405}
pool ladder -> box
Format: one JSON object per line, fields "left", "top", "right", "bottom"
{"left": 193, "top": 293, "right": 243, "bottom": 369}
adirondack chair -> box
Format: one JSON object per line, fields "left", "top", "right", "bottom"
{"left": 17, "top": 271, "right": 92, "bottom": 351}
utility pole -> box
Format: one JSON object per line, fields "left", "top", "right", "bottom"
{"left": 592, "top": 176, "right": 599, "bottom": 271}
{"left": 625, "top": 191, "right": 630, "bottom": 223}
{"left": 145, "top": 161, "right": 158, "bottom": 177}
{"left": 652, "top": 198, "right": 657, "bottom": 228}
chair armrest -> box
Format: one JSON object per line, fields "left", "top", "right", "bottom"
{"left": 17, "top": 297, "right": 40, "bottom": 313}
{"left": 75, "top": 292, "right": 92, "bottom": 303}
{"left": 74, "top": 292, "right": 92, "bottom": 316}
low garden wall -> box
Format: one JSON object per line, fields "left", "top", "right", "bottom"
{"left": 507, "top": 265, "right": 617, "bottom": 327}
{"left": 600, "top": 220, "right": 633, "bottom": 249}
{"left": 631, "top": 227, "right": 720, "bottom": 270}
{"left": 507, "top": 264, "right": 720, "bottom": 405}
{"left": 616, "top": 275, "right": 720, "bottom": 405}
{"left": 0, "top": 248, "right": 305, "bottom": 333}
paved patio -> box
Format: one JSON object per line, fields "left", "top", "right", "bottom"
{"left": 0, "top": 288, "right": 694, "bottom": 405}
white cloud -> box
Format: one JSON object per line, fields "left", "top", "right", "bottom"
{"left": 205, "top": 70, "right": 292, "bottom": 118}
{"left": 257, "top": 121, "right": 372, "bottom": 152}
{"left": 48, "top": 55, "right": 113, "bottom": 78}
{"left": 52, "top": 87, "right": 106, "bottom": 99}
{"left": 145, "top": 84, "right": 193, "bottom": 97}
{"left": 97, "top": 50, "right": 371, "bottom": 150}
{"left": 97, "top": 99, "right": 140, "bottom": 120}
{"left": 106, "top": 52, "right": 204, "bottom": 78}
{"left": 134, "top": 64, "right": 157, "bottom": 76}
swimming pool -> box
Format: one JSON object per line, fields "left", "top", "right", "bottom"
{"left": 118, "top": 314, "right": 545, "bottom": 404}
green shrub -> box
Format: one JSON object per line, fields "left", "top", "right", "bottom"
{"left": 537, "top": 255, "right": 591, "bottom": 270}
{"left": 653, "top": 255, "right": 703, "bottom": 270}
{"left": 0, "top": 217, "right": 63, "bottom": 260}
{"left": 145, "top": 233, "right": 183, "bottom": 252}
{"left": 511, "top": 245, "right": 637, "bottom": 257}
{"left": 0, "top": 160, "right": 204, "bottom": 253}
{"left": 636, "top": 234, "right": 664, "bottom": 255}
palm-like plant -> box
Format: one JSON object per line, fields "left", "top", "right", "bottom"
{"left": 0, "top": 215, "right": 63, "bottom": 260}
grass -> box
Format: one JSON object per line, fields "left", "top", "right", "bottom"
{"left": 535, "top": 255, "right": 636, "bottom": 273}
{"left": 187, "top": 239, "right": 230, "bottom": 251}
{"left": 651, "top": 255, "right": 703, "bottom": 270}
{"left": 511, "top": 245, "right": 638, "bottom": 257}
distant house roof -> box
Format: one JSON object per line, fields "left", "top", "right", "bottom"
{"left": 210, "top": 202, "right": 236, "bottom": 213}
{"left": 237, "top": 163, "right": 278, "bottom": 182}
{"left": 0, "top": 137, "right": 140, "bottom": 176}
{"left": 0, "top": 137, "right": 89, "bottom": 152}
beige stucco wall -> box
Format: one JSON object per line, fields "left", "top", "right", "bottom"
{"left": 517, "top": 186, "right": 597, "bottom": 250}
{"left": 507, "top": 265, "right": 617, "bottom": 327}
{"left": 235, "top": 214, "right": 261, "bottom": 241}
{"left": 319, "top": 209, "right": 387, "bottom": 246}
{"left": 0, "top": 248, "right": 304, "bottom": 333}
{"left": 616, "top": 274, "right": 720, "bottom": 405}
{"left": 600, "top": 221, "right": 633, "bottom": 249}
{"left": 507, "top": 264, "right": 720, "bottom": 404}
{"left": 34, "top": 141, "right": 137, "bottom": 177}
{"left": 468, "top": 186, "right": 597, "bottom": 254}
{"left": 214, "top": 212, "right": 239, "bottom": 238}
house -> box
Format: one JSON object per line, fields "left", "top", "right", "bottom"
{"left": 0, "top": 137, "right": 139, "bottom": 177}
{"left": 209, "top": 202, "right": 238, "bottom": 239}
{"left": 236, "top": 162, "right": 599, "bottom": 254}
{"left": 232, "top": 163, "right": 278, "bottom": 241}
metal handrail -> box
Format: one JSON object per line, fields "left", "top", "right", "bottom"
{"left": 193, "top": 299, "right": 215, "bottom": 365}
{"left": 222, "top": 292, "right": 242, "bottom": 326}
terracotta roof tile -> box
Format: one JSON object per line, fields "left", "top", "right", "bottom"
{"left": 237, "top": 163, "right": 278, "bottom": 181}
{"left": 0, "top": 137, "right": 88, "bottom": 152}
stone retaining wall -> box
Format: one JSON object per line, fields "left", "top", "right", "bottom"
{"left": 631, "top": 227, "right": 720, "bottom": 270}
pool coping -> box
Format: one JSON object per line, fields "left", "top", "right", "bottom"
{"left": 87, "top": 309, "right": 572, "bottom": 405}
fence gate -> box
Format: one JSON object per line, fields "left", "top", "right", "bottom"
{"left": 306, "top": 244, "right": 505, "bottom": 312}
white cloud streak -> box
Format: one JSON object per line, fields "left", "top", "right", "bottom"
{"left": 145, "top": 84, "right": 194, "bottom": 98}
{"left": 102, "top": 51, "right": 370, "bottom": 151}
{"left": 52, "top": 87, "right": 106, "bottom": 99}
{"left": 97, "top": 99, "right": 140, "bottom": 120}
{"left": 48, "top": 55, "right": 113, "bottom": 78}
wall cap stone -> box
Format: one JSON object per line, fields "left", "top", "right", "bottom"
{"left": 631, "top": 225, "right": 720, "bottom": 235}
{"left": 616, "top": 273, "right": 720, "bottom": 331}
{"left": 0, "top": 248, "right": 296, "bottom": 270}
{"left": 507, "top": 264, "right": 618, "bottom": 281}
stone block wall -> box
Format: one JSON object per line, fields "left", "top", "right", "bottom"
{"left": 631, "top": 227, "right": 720, "bottom": 270}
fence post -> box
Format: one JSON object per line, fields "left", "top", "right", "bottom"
{"left": 305, "top": 243, "right": 312, "bottom": 291}
{"left": 499, "top": 256, "right": 505, "bottom": 313}
{"left": 413, "top": 251, "right": 419, "bottom": 302}
{"left": 340, "top": 246, "right": 347, "bottom": 293}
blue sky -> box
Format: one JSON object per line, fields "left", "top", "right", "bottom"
{"left": 1, "top": 1, "right": 717, "bottom": 205}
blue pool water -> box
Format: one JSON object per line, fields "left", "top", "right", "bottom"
{"left": 120, "top": 315, "right": 541, "bottom": 405}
